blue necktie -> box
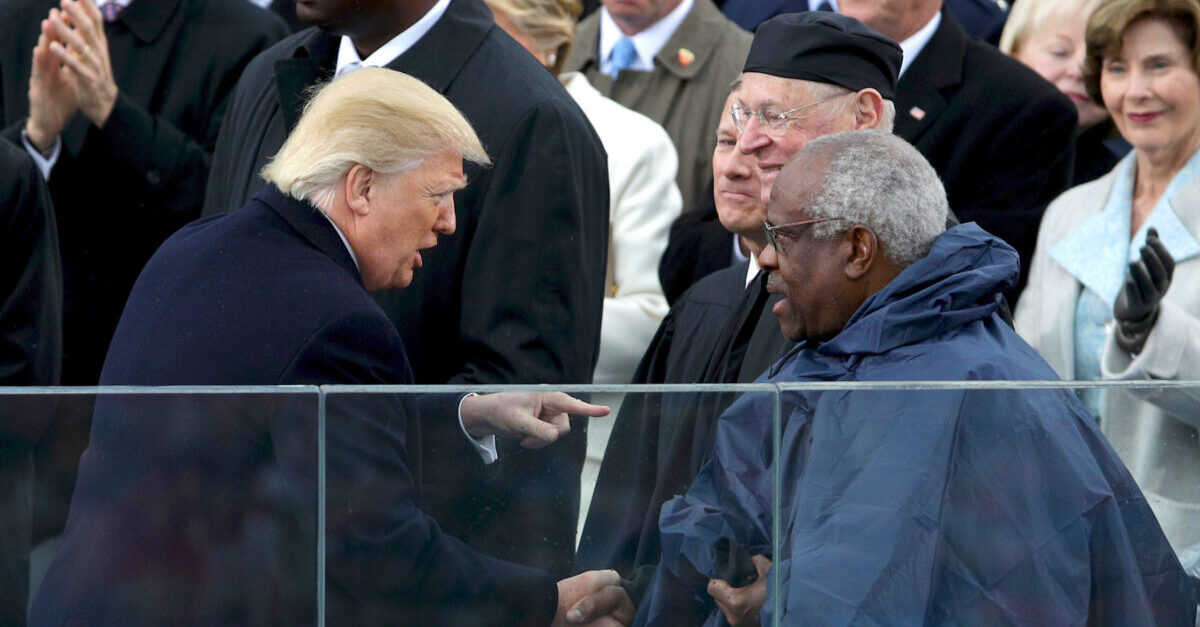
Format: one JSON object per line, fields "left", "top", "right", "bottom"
{"left": 609, "top": 37, "right": 638, "bottom": 79}
{"left": 816, "top": 1, "right": 833, "bottom": 11}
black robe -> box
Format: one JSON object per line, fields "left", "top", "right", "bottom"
{"left": 575, "top": 261, "right": 793, "bottom": 598}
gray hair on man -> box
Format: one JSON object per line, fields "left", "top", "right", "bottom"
{"left": 800, "top": 81, "right": 897, "bottom": 133}
{"left": 261, "top": 67, "right": 490, "bottom": 211}
{"left": 801, "top": 129, "right": 947, "bottom": 267}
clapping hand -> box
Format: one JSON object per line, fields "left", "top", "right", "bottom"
{"left": 44, "top": 0, "right": 119, "bottom": 128}
{"left": 1113, "top": 228, "right": 1175, "bottom": 354}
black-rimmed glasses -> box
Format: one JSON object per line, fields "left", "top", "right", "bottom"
{"left": 763, "top": 217, "right": 849, "bottom": 252}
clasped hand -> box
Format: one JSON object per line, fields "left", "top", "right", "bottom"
{"left": 25, "top": 0, "right": 118, "bottom": 152}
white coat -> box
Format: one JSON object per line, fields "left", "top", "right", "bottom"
{"left": 563, "top": 73, "right": 683, "bottom": 384}
{"left": 1016, "top": 158, "right": 1200, "bottom": 556}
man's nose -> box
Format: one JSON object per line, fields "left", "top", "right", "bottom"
{"left": 737, "top": 118, "right": 771, "bottom": 155}
{"left": 757, "top": 239, "right": 779, "bottom": 271}
{"left": 437, "top": 202, "right": 457, "bottom": 235}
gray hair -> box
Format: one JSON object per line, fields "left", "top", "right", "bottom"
{"left": 798, "top": 80, "right": 896, "bottom": 133}
{"left": 802, "top": 130, "right": 947, "bottom": 267}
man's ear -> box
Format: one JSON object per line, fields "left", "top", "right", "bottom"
{"left": 842, "top": 225, "right": 880, "bottom": 280}
{"left": 344, "top": 164, "right": 374, "bottom": 217}
{"left": 851, "top": 89, "right": 885, "bottom": 130}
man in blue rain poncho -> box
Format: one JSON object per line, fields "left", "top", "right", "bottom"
{"left": 637, "top": 130, "right": 1197, "bottom": 626}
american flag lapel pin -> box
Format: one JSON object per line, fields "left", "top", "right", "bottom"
{"left": 909, "top": 106, "right": 926, "bottom": 121}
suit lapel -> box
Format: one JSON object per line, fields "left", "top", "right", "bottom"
{"left": 894, "top": 9, "right": 967, "bottom": 145}
{"left": 386, "top": 0, "right": 492, "bottom": 94}
{"left": 275, "top": 32, "right": 338, "bottom": 132}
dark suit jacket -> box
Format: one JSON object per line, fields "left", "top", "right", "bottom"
{"left": 202, "top": 0, "right": 609, "bottom": 576}
{"left": 895, "top": 9, "right": 1076, "bottom": 304}
{"left": 720, "top": 0, "right": 1005, "bottom": 42}
{"left": 0, "top": 141, "right": 61, "bottom": 627}
{"left": 28, "top": 186, "right": 557, "bottom": 627}
{"left": 0, "top": 0, "right": 289, "bottom": 385}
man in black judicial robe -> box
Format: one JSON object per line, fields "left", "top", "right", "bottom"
{"left": 574, "top": 13, "right": 902, "bottom": 602}
{"left": 201, "top": 0, "right": 609, "bottom": 577}
{"left": 0, "top": 141, "right": 61, "bottom": 627}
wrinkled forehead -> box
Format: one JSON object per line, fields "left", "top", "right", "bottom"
{"left": 738, "top": 72, "right": 829, "bottom": 108}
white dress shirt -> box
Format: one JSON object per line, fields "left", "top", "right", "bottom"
{"left": 334, "top": 0, "right": 450, "bottom": 75}
{"left": 597, "top": 0, "right": 694, "bottom": 76}
{"left": 896, "top": 10, "right": 941, "bottom": 78}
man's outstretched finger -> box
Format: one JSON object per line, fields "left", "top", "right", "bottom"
{"left": 542, "top": 392, "right": 610, "bottom": 417}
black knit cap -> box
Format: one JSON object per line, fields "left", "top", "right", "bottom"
{"left": 743, "top": 12, "right": 902, "bottom": 100}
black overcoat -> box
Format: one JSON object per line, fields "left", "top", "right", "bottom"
{"left": 894, "top": 9, "right": 1077, "bottom": 302}
{"left": 28, "top": 187, "right": 558, "bottom": 627}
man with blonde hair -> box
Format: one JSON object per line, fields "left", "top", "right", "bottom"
{"left": 204, "top": 0, "right": 610, "bottom": 577}
{"left": 29, "top": 69, "right": 616, "bottom": 627}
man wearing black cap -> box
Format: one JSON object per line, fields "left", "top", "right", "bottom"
{"left": 571, "top": 13, "right": 904, "bottom": 625}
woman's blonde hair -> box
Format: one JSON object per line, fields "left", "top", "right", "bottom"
{"left": 999, "top": 0, "right": 1099, "bottom": 56}
{"left": 486, "top": 0, "right": 581, "bottom": 75}
{"left": 261, "top": 67, "right": 489, "bottom": 209}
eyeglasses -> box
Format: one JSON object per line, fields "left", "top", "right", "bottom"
{"left": 730, "top": 96, "right": 844, "bottom": 136}
{"left": 762, "top": 217, "right": 849, "bottom": 252}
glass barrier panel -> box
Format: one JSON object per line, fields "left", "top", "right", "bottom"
{"left": 322, "top": 385, "right": 780, "bottom": 627}
{"left": 1, "top": 388, "right": 321, "bottom": 627}
{"left": 770, "top": 381, "right": 1199, "bottom": 627}
{"left": 3, "top": 381, "right": 1195, "bottom": 627}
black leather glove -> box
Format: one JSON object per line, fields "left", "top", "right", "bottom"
{"left": 1113, "top": 228, "right": 1175, "bottom": 354}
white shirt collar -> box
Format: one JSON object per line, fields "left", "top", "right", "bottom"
{"left": 897, "top": 10, "right": 940, "bottom": 78}
{"left": 335, "top": 0, "right": 451, "bottom": 76}
{"left": 319, "top": 211, "right": 361, "bottom": 272}
{"left": 598, "top": 0, "right": 694, "bottom": 75}
{"left": 730, "top": 235, "right": 761, "bottom": 287}
{"left": 745, "top": 249, "right": 760, "bottom": 287}
{"left": 807, "top": 0, "right": 839, "bottom": 10}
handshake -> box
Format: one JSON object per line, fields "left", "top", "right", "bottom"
{"left": 461, "top": 392, "right": 772, "bottom": 626}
